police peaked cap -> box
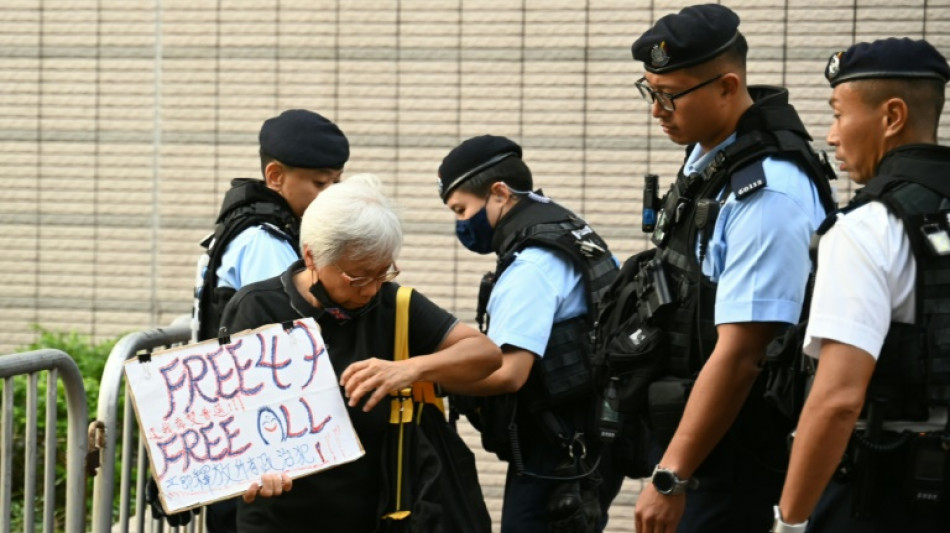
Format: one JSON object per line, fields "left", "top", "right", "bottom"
{"left": 825, "top": 37, "right": 950, "bottom": 87}
{"left": 259, "top": 109, "right": 350, "bottom": 169}
{"left": 632, "top": 4, "right": 741, "bottom": 74}
{"left": 438, "top": 135, "right": 523, "bottom": 203}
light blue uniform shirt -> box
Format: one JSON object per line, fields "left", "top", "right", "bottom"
{"left": 216, "top": 225, "right": 299, "bottom": 290}
{"left": 685, "top": 133, "right": 828, "bottom": 325}
{"left": 486, "top": 247, "right": 587, "bottom": 357}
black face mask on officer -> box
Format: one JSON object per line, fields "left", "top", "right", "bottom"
{"left": 456, "top": 194, "right": 495, "bottom": 254}
{"left": 455, "top": 182, "right": 525, "bottom": 255}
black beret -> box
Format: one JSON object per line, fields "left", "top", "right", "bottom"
{"left": 438, "top": 135, "right": 522, "bottom": 203}
{"left": 632, "top": 4, "right": 741, "bottom": 74}
{"left": 259, "top": 109, "right": 349, "bottom": 169}
{"left": 825, "top": 38, "right": 950, "bottom": 87}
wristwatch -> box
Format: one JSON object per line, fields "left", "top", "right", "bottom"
{"left": 772, "top": 505, "right": 808, "bottom": 533}
{"left": 650, "top": 464, "right": 698, "bottom": 495}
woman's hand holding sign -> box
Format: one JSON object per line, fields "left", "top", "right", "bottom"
{"left": 243, "top": 472, "right": 293, "bottom": 503}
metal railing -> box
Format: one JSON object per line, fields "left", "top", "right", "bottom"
{"left": 89, "top": 318, "right": 202, "bottom": 533}
{"left": 0, "top": 349, "right": 88, "bottom": 533}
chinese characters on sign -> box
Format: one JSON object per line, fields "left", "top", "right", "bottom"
{"left": 124, "top": 317, "right": 364, "bottom": 513}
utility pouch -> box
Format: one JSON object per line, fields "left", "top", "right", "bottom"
{"left": 902, "top": 431, "right": 950, "bottom": 516}
{"left": 467, "top": 394, "right": 516, "bottom": 462}
{"left": 635, "top": 258, "right": 674, "bottom": 322}
{"left": 849, "top": 426, "right": 913, "bottom": 519}
{"left": 545, "top": 459, "right": 601, "bottom": 533}
{"left": 538, "top": 316, "right": 593, "bottom": 407}
{"left": 647, "top": 376, "right": 694, "bottom": 447}
{"left": 608, "top": 324, "right": 668, "bottom": 414}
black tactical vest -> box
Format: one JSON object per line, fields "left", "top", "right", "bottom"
{"left": 645, "top": 86, "right": 837, "bottom": 377}
{"left": 837, "top": 145, "right": 950, "bottom": 420}
{"left": 451, "top": 195, "right": 618, "bottom": 459}
{"left": 194, "top": 178, "right": 300, "bottom": 342}
{"left": 481, "top": 196, "right": 619, "bottom": 410}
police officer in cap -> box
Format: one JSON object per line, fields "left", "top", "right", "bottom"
{"left": 192, "top": 108, "right": 349, "bottom": 341}
{"left": 775, "top": 38, "right": 950, "bottom": 533}
{"left": 437, "top": 135, "right": 623, "bottom": 532}
{"left": 185, "top": 108, "right": 349, "bottom": 533}
{"left": 212, "top": 109, "right": 349, "bottom": 297}
{"left": 629, "top": 4, "right": 834, "bottom": 533}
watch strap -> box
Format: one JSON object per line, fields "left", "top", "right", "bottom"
{"left": 651, "top": 465, "right": 698, "bottom": 495}
{"left": 772, "top": 505, "right": 808, "bottom": 533}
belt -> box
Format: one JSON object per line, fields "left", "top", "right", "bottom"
{"left": 855, "top": 406, "right": 948, "bottom": 433}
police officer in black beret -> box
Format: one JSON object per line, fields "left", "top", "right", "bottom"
{"left": 182, "top": 108, "right": 349, "bottom": 533}
{"left": 775, "top": 38, "right": 950, "bottom": 533}
{"left": 437, "top": 135, "right": 624, "bottom": 532}
{"left": 628, "top": 4, "right": 837, "bottom": 533}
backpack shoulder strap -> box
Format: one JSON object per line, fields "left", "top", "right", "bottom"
{"left": 394, "top": 286, "right": 412, "bottom": 362}
{"left": 393, "top": 286, "right": 445, "bottom": 414}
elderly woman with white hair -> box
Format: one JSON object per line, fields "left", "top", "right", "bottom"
{"left": 220, "top": 173, "right": 501, "bottom": 533}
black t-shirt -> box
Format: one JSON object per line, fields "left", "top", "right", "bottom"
{"left": 221, "top": 260, "right": 458, "bottom": 533}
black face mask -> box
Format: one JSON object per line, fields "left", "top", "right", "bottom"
{"left": 309, "top": 280, "right": 378, "bottom": 323}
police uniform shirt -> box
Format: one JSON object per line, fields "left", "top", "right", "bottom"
{"left": 215, "top": 225, "right": 300, "bottom": 289}
{"left": 685, "top": 134, "right": 829, "bottom": 325}
{"left": 486, "top": 246, "right": 586, "bottom": 356}
{"left": 803, "top": 202, "right": 916, "bottom": 360}
{"left": 220, "top": 260, "right": 459, "bottom": 533}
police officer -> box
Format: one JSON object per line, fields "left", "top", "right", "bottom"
{"left": 190, "top": 108, "right": 349, "bottom": 533}
{"left": 437, "top": 135, "right": 623, "bottom": 532}
{"left": 192, "top": 108, "right": 349, "bottom": 343}
{"left": 628, "top": 5, "right": 834, "bottom": 533}
{"left": 775, "top": 38, "right": 950, "bottom": 533}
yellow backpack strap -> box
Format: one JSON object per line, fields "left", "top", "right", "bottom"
{"left": 389, "top": 287, "right": 415, "bottom": 424}
{"left": 382, "top": 286, "right": 415, "bottom": 521}
{"left": 394, "top": 286, "right": 446, "bottom": 416}
{"left": 394, "top": 286, "right": 411, "bottom": 362}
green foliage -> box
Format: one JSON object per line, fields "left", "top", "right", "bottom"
{"left": 3, "top": 325, "right": 120, "bottom": 532}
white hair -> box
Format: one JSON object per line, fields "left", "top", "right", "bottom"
{"left": 299, "top": 172, "right": 402, "bottom": 268}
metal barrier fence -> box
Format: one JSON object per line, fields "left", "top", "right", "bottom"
{"left": 89, "top": 318, "right": 203, "bottom": 533}
{"left": 0, "top": 349, "right": 88, "bottom": 533}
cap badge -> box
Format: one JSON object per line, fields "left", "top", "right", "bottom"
{"left": 827, "top": 52, "right": 843, "bottom": 79}
{"left": 650, "top": 41, "right": 670, "bottom": 68}
{"left": 437, "top": 177, "right": 444, "bottom": 196}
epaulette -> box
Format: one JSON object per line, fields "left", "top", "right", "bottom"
{"left": 730, "top": 161, "right": 767, "bottom": 200}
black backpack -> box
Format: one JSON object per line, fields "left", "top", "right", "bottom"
{"left": 590, "top": 245, "right": 828, "bottom": 479}
{"left": 589, "top": 247, "right": 667, "bottom": 478}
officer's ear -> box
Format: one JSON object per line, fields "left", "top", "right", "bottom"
{"left": 882, "top": 97, "right": 909, "bottom": 140}
{"left": 490, "top": 181, "right": 511, "bottom": 204}
{"left": 719, "top": 73, "right": 741, "bottom": 99}
{"left": 264, "top": 161, "right": 286, "bottom": 190}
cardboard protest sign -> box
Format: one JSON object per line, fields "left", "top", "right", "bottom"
{"left": 124, "top": 317, "right": 364, "bottom": 513}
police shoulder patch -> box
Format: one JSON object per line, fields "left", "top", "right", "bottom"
{"left": 730, "top": 163, "right": 767, "bottom": 200}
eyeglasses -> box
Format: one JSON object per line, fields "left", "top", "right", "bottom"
{"left": 335, "top": 264, "right": 400, "bottom": 288}
{"left": 635, "top": 74, "right": 724, "bottom": 112}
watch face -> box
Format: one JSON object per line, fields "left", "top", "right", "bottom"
{"left": 652, "top": 470, "right": 676, "bottom": 493}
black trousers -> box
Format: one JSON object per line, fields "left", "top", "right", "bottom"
{"left": 501, "top": 444, "right": 625, "bottom": 533}
{"left": 647, "top": 399, "right": 790, "bottom": 533}
{"left": 648, "top": 434, "right": 785, "bottom": 533}
{"left": 500, "top": 412, "right": 625, "bottom": 533}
